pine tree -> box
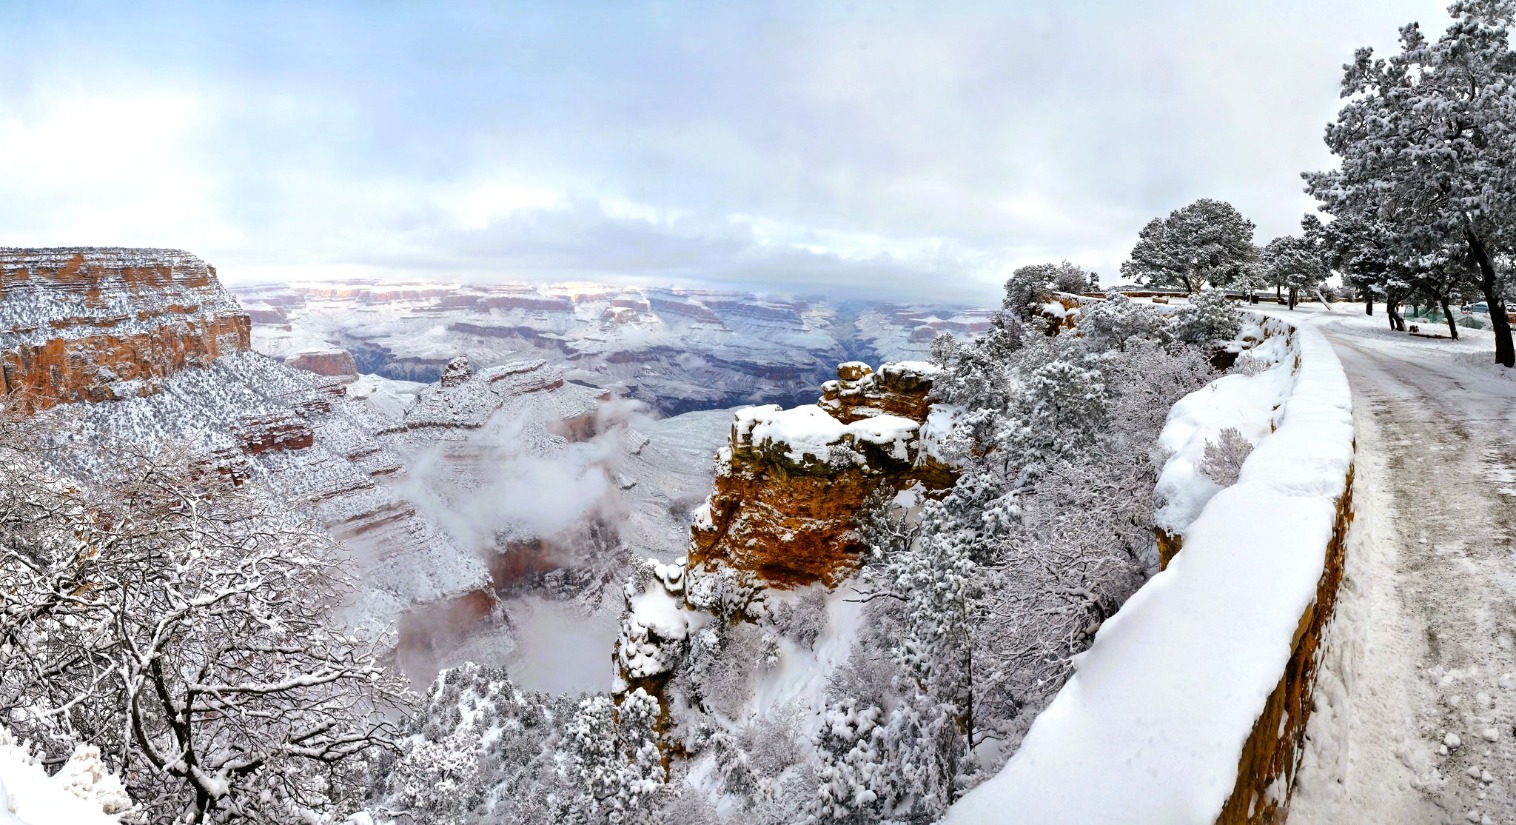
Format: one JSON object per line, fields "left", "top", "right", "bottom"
{"left": 1260, "top": 232, "right": 1329, "bottom": 310}
{"left": 1119, "top": 199, "right": 1261, "bottom": 293}
{"left": 1305, "top": 0, "right": 1516, "bottom": 364}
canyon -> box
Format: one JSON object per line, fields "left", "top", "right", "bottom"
{"left": 1, "top": 248, "right": 982, "bottom": 696}
{"left": 0, "top": 249, "right": 732, "bottom": 693}
{"left": 234, "top": 279, "right": 991, "bottom": 416}
{"left": 0, "top": 248, "right": 250, "bottom": 412}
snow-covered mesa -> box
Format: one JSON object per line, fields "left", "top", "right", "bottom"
{"left": 944, "top": 314, "right": 1354, "bottom": 824}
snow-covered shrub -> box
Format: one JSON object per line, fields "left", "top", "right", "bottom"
{"left": 1002, "top": 358, "right": 1108, "bottom": 463}
{"left": 683, "top": 622, "right": 765, "bottom": 719}
{"left": 1076, "top": 292, "right": 1173, "bottom": 352}
{"left": 377, "top": 663, "right": 573, "bottom": 824}
{"left": 709, "top": 706, "right": 809, "bottom": 809}
{"left": 0, "top": 416, "right": 412, "bottom": 825}
{"left": 767, "top": 587, "right": 829, "bottom": 649}
{"left": 1231, "top": 350, "right": 1272, "bottom": 376}
{"left": 1198, "top": 427, "right": 1254, "bottom": 487}
{"left": 1002, "top": 261, "right": 1094, "bottom": 321}
{"left": 813, "top": 698, "right": 888, "bottom": 823}
{"left": 1172, "top": 288, "right": 1243, "bottom": 346}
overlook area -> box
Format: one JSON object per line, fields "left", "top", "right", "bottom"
{"left": 5, "top": 1, "right": 1516, "bottom": 823}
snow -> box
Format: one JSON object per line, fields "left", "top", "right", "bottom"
{"left": 886, "top": 360, "right": 944, "bottom": 376}
{"left": 1275, "top": 305, "right": 1516, "bottom": 823}
{"left": 0, "top": 728, "right": 127, "bottom": 824}
{"left": 732, "top": 404, "right": 920, "bottom": 466}
{"left": 944, "top": 312, "right": 1354, "bottom": 825}
{"left": 1153, "top": 318, "right": 1297, "bottom": 535}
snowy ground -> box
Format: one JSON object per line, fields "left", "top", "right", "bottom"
{"left": 1277, "top": 305, "right": 1516, "bottom": 825}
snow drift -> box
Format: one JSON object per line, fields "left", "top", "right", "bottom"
{"left": 944, "top": 315, "right": 1355, "bottom": 824}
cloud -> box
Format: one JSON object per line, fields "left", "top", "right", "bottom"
{"left": 0, "top": 0, "right": 1454, "bottom": 304}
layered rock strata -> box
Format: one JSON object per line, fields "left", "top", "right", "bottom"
{"left": 0, "top": 248, "right": 250, "bottom": 412}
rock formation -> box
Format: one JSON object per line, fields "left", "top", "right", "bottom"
{"left": 439, "top": 355, "right": 473, "bottom": 387}
{"left": 0, "top": 248, "right": 250, "bottom": 413}
{"left": 687, "top": 361, "right": 953, "bottom": 589}
{"left": 286, "top": 349, "right": 358, "bottom": 378}
{"left": 818, "top": 360, "right": 940, "bottom": 423}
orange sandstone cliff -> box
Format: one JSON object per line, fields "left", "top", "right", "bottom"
{"left": 0, "top": 248, "right": 251, "bottom": 412}
{"left": 687, "top": 360, "right": 954, "bottom": 589}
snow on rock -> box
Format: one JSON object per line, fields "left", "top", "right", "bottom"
{"left": 733, "top": 405, "right": 921, "bottom": 471}
{"left": 615, "top": 557, "right": 704, "bottom": 690}
{"left": 0, "top": 727, "right": 130, "bottom": 824}
{"left": 0, "top": 248, "right": 251, "bottom": 414}
{"left": 943, "top": 315, "right": 1353, "bottom": 825}
{"left": 818, "top": 359, "right": 941, "bottom": 424}
{"left": 1152, "top": 316, "right": 1298, "bottom": 558}
{"left": 691, "top": 362, "right": 957, "bottom": 589}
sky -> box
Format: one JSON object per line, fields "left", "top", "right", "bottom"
{"left": 0, "top": 0, "right": 1456, "bottom": 305}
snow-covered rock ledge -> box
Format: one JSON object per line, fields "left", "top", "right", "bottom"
{"left": 944, "top": 315, "right": 1355, "bottom": 825}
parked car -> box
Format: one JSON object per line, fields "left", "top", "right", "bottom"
{"left": 1468, "top": 301, "right": 1490, "bottom": 314}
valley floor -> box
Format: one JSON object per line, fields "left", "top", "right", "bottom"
{"left": 1279, "top": 306, "right": 1516, "bottom": 824}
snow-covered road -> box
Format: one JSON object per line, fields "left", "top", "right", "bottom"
{"left": 1279, "top": 306, "right": 1516, "bottom": 825}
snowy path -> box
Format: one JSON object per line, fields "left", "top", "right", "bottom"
{"left": 1281, "top": 307, "right": 1516, "bottom": 825}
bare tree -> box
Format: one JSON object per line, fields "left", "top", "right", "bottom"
{"left": 0, "top": 412, "right": 412, "bottom": 824}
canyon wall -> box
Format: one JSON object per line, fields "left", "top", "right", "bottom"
{"left": 0, "top": 248, "right": 250, "bottom": 412}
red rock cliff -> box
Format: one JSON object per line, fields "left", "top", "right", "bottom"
{"left": 0, "top": 248, "right": 250, "bottom": 412}
{"left": 687, "top": 361, "right": 954, "bottom": 588}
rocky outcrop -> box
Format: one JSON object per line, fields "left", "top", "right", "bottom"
{"left": 439, "top": 355, "right": 473, "bottom": 387}
{"left": 381, "top": 360, "right": 565, "bottom": 433}
{"left": 819, "top": 361, "right": 941, "bottom": 424}
{"left": 688, "top": 361, "right": 953, "bottom": 588}
{"left": 286, "top": 349, "right": 358, "bottom": 378}
{"left": 0, "top": 248, "right": 250, "bottom": 413}
{"left": 231, "top": 411, "right": 315, "bottom": 454}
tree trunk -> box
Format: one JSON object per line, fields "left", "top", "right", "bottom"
{"left": 1275, "top": 283, "right": 1282, "bottom": 300}
{"left": 1466, "top": 226, "right": 1515, "bottom": 367}
{"left": 1365, "top": 294, "right": 1374, "bottom": 315}
{"left": 1288, "top": 287, "right": 1297, "bottom": 310}
{"left": 1439, "top": 294, "right": 1459, "bottom": 340}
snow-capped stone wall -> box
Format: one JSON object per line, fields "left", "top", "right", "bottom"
{"left": 0, "top": 248, "right": 251, "bottom": 412}
{"left": 1151, "top": 317, "right": 1300, "bottom": 567}
{"left": 944, "top": 315, "right": 1355, "bottom": 825}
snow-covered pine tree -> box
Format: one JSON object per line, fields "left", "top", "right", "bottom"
{"left": 1305, "top": 0, "right": 1516, "bottom": 364}
{"left": 1119, "top": 198, "right": 1260, "bottom": 293}
{"left": 1002, "top": 261, "right": 1097, "bottom": 322}
{"left": 1261, "top": 232, "right": 1329, "bottom": 310}
{"left": 1172, "top": 288, "right": 1243, "bottom": 347}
